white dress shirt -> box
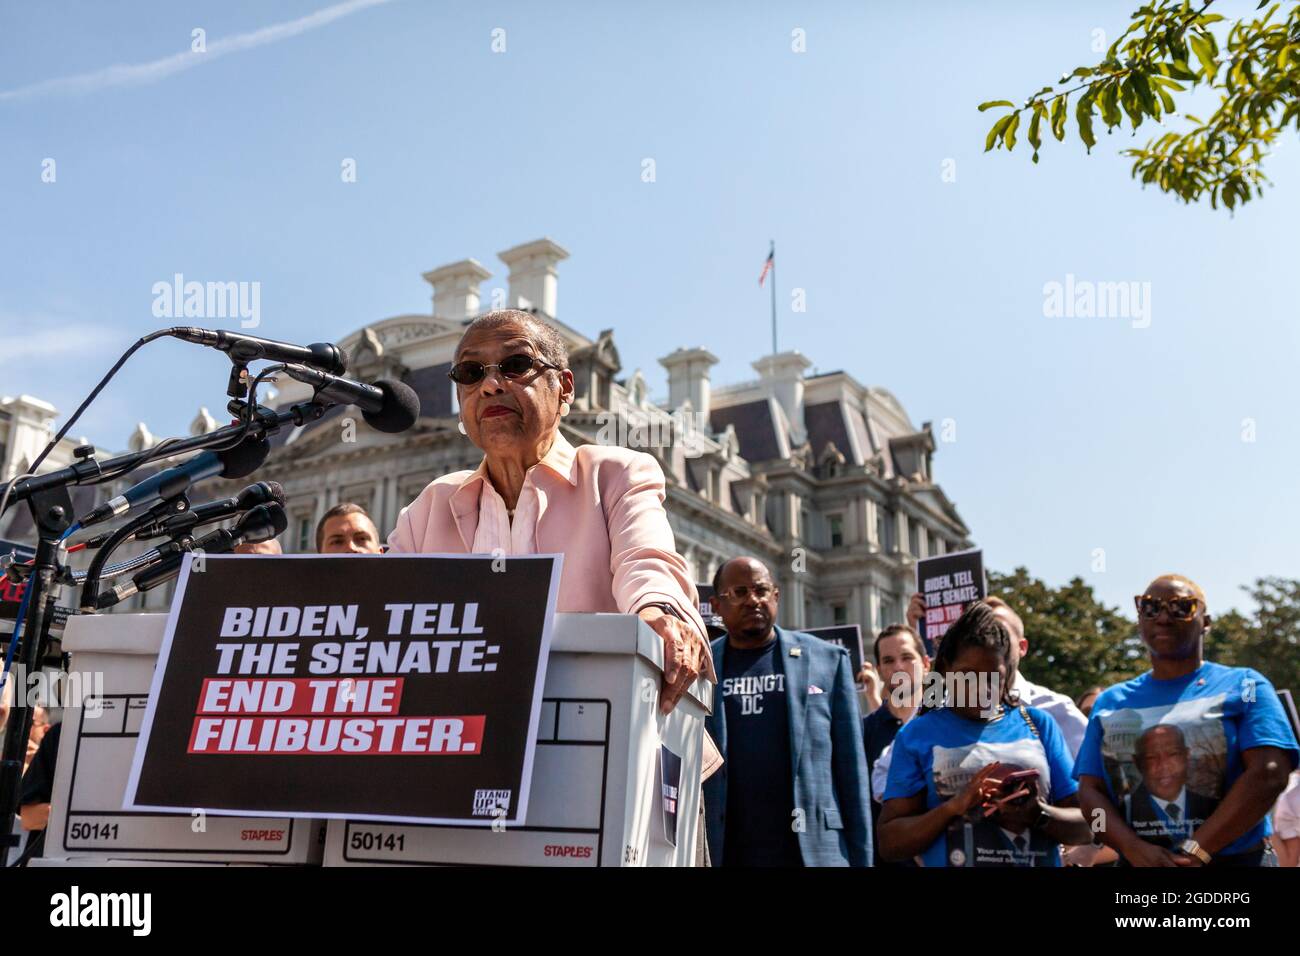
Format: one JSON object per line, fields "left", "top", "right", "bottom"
{"left": 471, "top": 476, "right": 541, "bottom": 554}
{"left": 465, "top": 439, "right": 573, "bottom": 556}
{"left": 1011, "top": 673, "right": 1088, "bottom": 760}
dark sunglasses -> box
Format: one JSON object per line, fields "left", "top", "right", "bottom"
{"left": 447, "top": 353, "right": 562, "bottom": 386}
{"left": 1134, "top": 595, "right": 1201, "bottom": 621}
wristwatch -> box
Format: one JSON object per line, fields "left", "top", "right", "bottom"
{"left": 1178, "top": 838, "right": 1212, "bottom": 864}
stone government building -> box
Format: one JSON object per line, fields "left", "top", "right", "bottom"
{"left": 257, "top": 237, "right": 973, "bottom": 633}
{"left": 3, "top": 237, "right": 973, "bottom": 634}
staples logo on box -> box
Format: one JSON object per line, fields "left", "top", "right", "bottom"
{"left": 240, "top": 829, "right": 285, "bottom": 842}
{"left": 544, "top": 844, "right": 593, "bottom": 859}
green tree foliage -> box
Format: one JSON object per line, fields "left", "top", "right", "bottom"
{"left": 988, "top": 568, "right": 1146, "bottom": 700}
{"left": 980, "top": 1, "right": 1300, "bottom": 210}
{"left": 1202, "top": 577, "right": 1300, "bottom": 693}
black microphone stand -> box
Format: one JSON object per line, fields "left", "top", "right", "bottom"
{"left": 0, "top": 397, "right": 327, "bottom": 866}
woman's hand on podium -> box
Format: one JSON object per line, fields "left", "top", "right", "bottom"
{"left": 638, "top": 605, "right": 708, "bottom": 715}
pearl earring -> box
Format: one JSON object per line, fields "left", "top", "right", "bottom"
{"left": 457, "top": 420, "right": 467, "bottom": 435}
{"left": 560, "top": 402, "right": 570, "bottom": 417}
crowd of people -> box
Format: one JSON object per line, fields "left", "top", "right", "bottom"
{"left": 6, "top": 308, "right": 1299, "bottom": 868}
{"left": 705, "top": 560, "right": 1299, "bottom": 868}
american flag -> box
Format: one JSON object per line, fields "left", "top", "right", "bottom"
{"left": 758, "top": 248, "right": 774, "bottom": 287}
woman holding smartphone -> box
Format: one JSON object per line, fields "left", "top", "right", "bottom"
{"left": 878, "top": 601, "right": 1093, "bottom": 867}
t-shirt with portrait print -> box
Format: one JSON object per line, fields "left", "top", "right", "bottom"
{"left": 1073, "top": 662, "right": 1300, "bottom": 855}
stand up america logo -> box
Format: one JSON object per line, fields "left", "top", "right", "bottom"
{"left": 473, "top": 789, "right": 512, "bottom": 816}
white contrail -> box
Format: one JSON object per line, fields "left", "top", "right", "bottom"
{"left": 0, "top": 0, "right": 397, "bottom": 102}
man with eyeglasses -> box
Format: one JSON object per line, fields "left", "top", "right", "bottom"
{"left": 702, "top": 556, "right": 871, "bottom": 866}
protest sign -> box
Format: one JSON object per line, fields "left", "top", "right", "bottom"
{"left": 125, "top": 553, "right": 561, "bottom": 826}
{"left": 916, "top": 548, "right": 986, "bottom": 650}
{"left": 804, "top": 624, "right": 865, "bottom": 676}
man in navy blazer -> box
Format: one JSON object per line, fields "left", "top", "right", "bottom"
{"left": 703, "top": 556, "right": 872, "bottom": 866}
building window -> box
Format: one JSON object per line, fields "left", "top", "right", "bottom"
{"left": 880, "top": 592, "right": 898, "bottom": 628}
{"left": 296, "top": 516, "right": 312, "bottom": 553}
{"left": 876, "top": 505, "right": 893, "bottom": 551}
{"left": 832, "top": 603, "right": 847, "bottom": 625}
{"left": 800, "top": 507, "right": 811, "bottom": 541}
{"left": 828, "top": 513, "right": 844, "bottom": 548}
{"left": 908, "top": 520, "right": 921, "bottom": 557}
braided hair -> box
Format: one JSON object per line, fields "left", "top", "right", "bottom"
{"left": 921, "top": 600, "right": 1018, "bottom": 715}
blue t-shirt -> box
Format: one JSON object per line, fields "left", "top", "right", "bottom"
{"left": 883, "top": 705, "right": 1078, "bottom": 867}
{"left": 720, "top": 638, "right": 801, "bottom": 866}
{"left": 1073, "top": 662, "right": 1300, "bottom": 856}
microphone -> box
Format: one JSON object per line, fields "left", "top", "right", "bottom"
{"left": 281, "top": 364, "right": 420, "bottom": 434}
{"left": 98, "top": 503, "right": 287, "bottom": 608}
{"left": 135, "top": 481, "right": 284, "bottom": 540}
{"left": 80, "top": 435, "right": 270, "bottom": 528}
{"left": 168, "top": 328, "right": 347, "bottom": 375}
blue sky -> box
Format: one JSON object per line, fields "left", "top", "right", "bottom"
{"left": 2, "top": 0, "right": 1296, "bottom": 617}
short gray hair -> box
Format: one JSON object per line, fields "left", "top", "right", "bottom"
{"left": 455, "top": 309, "right": 569, "bottom": 372}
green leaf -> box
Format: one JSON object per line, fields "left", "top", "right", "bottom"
{"left": 1189, "top": 32, "right": 1217, "bottom": 81}
{"left": 1050, "top": 94, "right": 1068, "bottom": 140}
{"left": 1131, "top": 71, "right": 1158, "bottom": 115}
{"left": 1004, "top": 111, "right": 1021, "bottom": 150}
{"left": 985, "top": 114, "right": 1014, "bottom": 151}
{"left": 1076, "top": 98, "right": 1097, "bottom": 152}
{"left": 1120, "top": 76, "right": 1144, "bottom": 129}
{"left": 1100, "top": 80, "right": 1122, "bottom": 127}
{"left": 978, "top": 100, "right": 1015, "bottom": 112}
{"left": 1028, "top": 108, "right": 1043, "bottom": 152}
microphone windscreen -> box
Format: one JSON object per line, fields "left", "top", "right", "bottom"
{"left": 363, "top": 380, "right": 421, "bottom": 434}
{"left": 235, "top": 480, "right": 285, "bottom": 510}
{"left": 218, "top": 435, "right": 271, "bottom": 479}
{"left": 238, "top": 503, "right": 288, "bottom": 544}
{"left": 267, "top": 504, "right": 289, "bottom": 537}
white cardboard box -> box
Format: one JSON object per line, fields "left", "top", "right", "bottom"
{"left": 323, "top": 612, "right": 712, "bottom": 867}
{"left": 44, "top": 612, "right": 326, "bottom": 864}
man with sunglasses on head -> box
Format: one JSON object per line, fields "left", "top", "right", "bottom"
{"left": 702, "top": 556, "right": 871, "bottom": 866}
{"left": 387, "top": 309, "right": 712, "bottom": 716}
{"left": 1074, "top": 574, "right": 1299, "bottom": 866}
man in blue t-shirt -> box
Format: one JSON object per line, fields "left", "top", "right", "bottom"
{"left": 702, "top": 556, "right": 871, "bottom": 866}
{"left": 1075, "top": 574, "right": 1300, "bottom": 866}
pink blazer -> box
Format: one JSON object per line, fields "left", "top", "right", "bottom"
{"left": 387, "top": 432, "right": 715, "bottom": 680}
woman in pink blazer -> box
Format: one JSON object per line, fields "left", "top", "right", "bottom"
{"left": 387, "top": 309, "right": 713, "bottom": 713}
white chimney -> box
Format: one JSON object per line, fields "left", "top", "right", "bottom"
{"left": 752, "top": 350, "right": 812, "bottom": 446}
{"left": 497, "top": 238, "right": 569, "bottom": 317}
{"left": 422, "top": 258, "right": 492, "bottom": 321}
{"left": 659, "top": 347, "right": 719, "bottom": 419}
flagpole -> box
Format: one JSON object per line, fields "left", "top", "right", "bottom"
{"left": 769, "top": 239, "right": 777, "bottom": 355}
